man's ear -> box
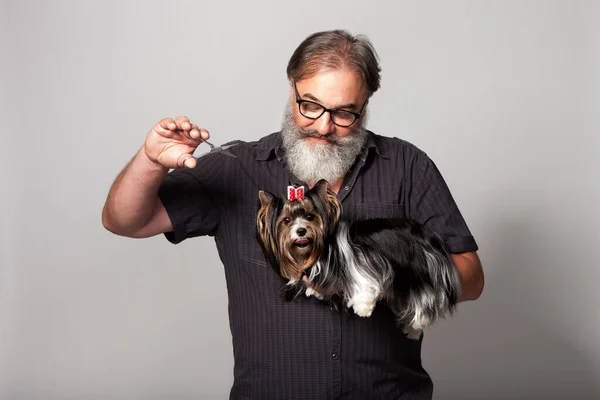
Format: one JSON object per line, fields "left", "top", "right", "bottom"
{"left": 258, "top": 190, "right": 275, "bottom": 208}
{"left": 288, "top": 78, "right": 296, "bottom": 101}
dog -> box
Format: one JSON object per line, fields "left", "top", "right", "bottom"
{"left": 256, "top": 179, "right": 462, "bottom": 339}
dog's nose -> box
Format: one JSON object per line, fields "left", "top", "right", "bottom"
{"left": 297, "top": 228, "right": 307, "bottom": 237}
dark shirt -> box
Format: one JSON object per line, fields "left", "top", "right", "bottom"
{"left": 158, "top": 131, "right": 478, "bottom": 400}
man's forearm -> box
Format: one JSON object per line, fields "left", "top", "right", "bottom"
{"left": 452, "top": 251, "right": 484, "bottom": 302}
{"left": 102, "top": 147, "right": 169, "bottom": 235}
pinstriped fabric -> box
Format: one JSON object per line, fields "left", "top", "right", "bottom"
{"left": 157, "top": 131, "right": 478, "bottom": 399}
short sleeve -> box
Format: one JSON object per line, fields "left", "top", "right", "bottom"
{"left": 408, "top": 151, "right": 478, "bottom": 253}
{"left": 157, "top": 155, "right": 224, "bottom": 244}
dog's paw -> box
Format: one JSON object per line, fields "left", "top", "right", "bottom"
{"left": 403, "top": 325, "right": 423, "bottom": 340}
{"left": 348, "top": 290, "right": 379, "bottom": 317}
{"left": 351, "top": 299, "right": 376, "bottom": 317}
{"left": 305, "top": 286, "right": 324, "bottom": 300}
{"left": 401, "top": 314, "right": 432, "bottom": 340}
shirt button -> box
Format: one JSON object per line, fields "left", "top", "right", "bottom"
{"left": 344, "top": 186, "right": 349, "bottom": 191}
{"left": 332, "top": 353, "right": 339, "bottom": 360}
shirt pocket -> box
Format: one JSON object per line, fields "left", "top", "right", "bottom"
{"left": 237, "top": 219, "right": 267, "bottom": 263}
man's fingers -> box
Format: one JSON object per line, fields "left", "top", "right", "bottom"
{"left": 175, "top": 116, "right": 191, "bottom": 132}
{"left": 178, "top": 153, "right": 197, "bottom": 169}
{"left": 183, "top": 156, "right": 196, "bottom": 169}
{"left": 199, "top": 128, "right": 210, "bottom": 141}
{"left": 154, "top": 117, "right": 209, "bottom": 142}
{"left": 159, "top": 118, "right": 177, "bottom": 131}
{"left": 154, "top": 118, "right": 179, "bottom": 138}
{"left": 188, "top": 124, "right": 201, "bottom": 140}
{"left": 187, "top": 125, "right": 210, "bottom": 141}
{"left": 154, "top": 124, "right": 176, "bottom": 138}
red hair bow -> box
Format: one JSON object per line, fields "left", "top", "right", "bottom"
{"left": 287, "top": 186, "right": 305, "bottom": 201}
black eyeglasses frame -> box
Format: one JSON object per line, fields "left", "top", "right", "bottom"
{"left": 293, "top": 81, "right": 368, "bottom": 128}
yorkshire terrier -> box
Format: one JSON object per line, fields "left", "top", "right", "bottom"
{"left": 256, "top": 180, "right": 462, "bottom": 339}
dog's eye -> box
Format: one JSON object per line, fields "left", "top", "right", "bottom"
{"left": 305, "top": 214, "right": 315, "bottom": 221}
{"left": 283, "top": 217, "right": 291, "bottom": 224}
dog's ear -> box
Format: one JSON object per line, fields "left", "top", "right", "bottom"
{"left": 311, "top": 179, "right": 332, "bottom": 198}
{"left": 256, "top": 191, "right": 281, "bottom": 274}
{"left": 310, "top": 180, "right": 341, "bottom": 234}
{"left": 258, "top": 190, "right": 275, "bottom": 208}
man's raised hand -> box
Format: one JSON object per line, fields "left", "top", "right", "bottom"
{"left": 143, "top": 116, "right": 210, "bottom": 169}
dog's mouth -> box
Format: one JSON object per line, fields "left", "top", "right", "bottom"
{"left": 293, "top": 238, "right": 312, "bottom": 248}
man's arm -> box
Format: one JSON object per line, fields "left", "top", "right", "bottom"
{"left": 406, "top": 150, "right": 483, "bottom": 302}
{"left": 102, "top": 149, "right": 173, "bottom": 238}
{"left": 451, "top": 251, "right": 484, "bottom": 302}
{"left": 101, "top": 116, "right": 209, "bottom": 238}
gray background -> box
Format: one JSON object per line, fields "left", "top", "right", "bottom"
{"left": 1, "top": 0, "right": 599, "bottom": 399}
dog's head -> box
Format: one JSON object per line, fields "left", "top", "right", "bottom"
{"left": 256, "top": 179, "right": 341, "bottom": 281}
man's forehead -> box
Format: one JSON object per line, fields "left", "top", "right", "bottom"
{"left": 295, "top": 69, "right": 367, "bottom": 109}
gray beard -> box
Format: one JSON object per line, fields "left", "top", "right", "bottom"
{"left": 280, "top": 103, "right": 369, "bottom": 186}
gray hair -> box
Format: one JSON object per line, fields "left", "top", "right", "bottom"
{"left": 286, "top": 30, "right": 382, "bottom": 97}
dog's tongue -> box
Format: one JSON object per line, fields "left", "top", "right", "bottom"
{"left": 295, "top": 238, "right": 310, "bottom": 245}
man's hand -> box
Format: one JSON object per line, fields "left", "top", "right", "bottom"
{"left": 143, "top": 116, "right": 210, "bottom": 169}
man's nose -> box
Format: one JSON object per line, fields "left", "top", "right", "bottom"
{"left": 314, "top": 111, "right": 335, "bottom": 136}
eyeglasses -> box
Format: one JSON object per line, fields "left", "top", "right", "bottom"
{"left": 294, "top": 81, "right": 367, "bottom": 128}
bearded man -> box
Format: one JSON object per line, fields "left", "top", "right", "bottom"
{"left": 102, "top": 29, "right": 484, "bottom": 400}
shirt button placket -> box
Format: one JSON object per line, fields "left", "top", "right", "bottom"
{"left": 331, "top": 312, "right": 342, "bottom": 398}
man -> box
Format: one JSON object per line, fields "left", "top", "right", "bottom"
{"left": 102, "top": 30, "right": 484, "bottom": 399}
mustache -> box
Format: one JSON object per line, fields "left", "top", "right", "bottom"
{"left": 295, "top": 127, "right": 346, "bottom": 145}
